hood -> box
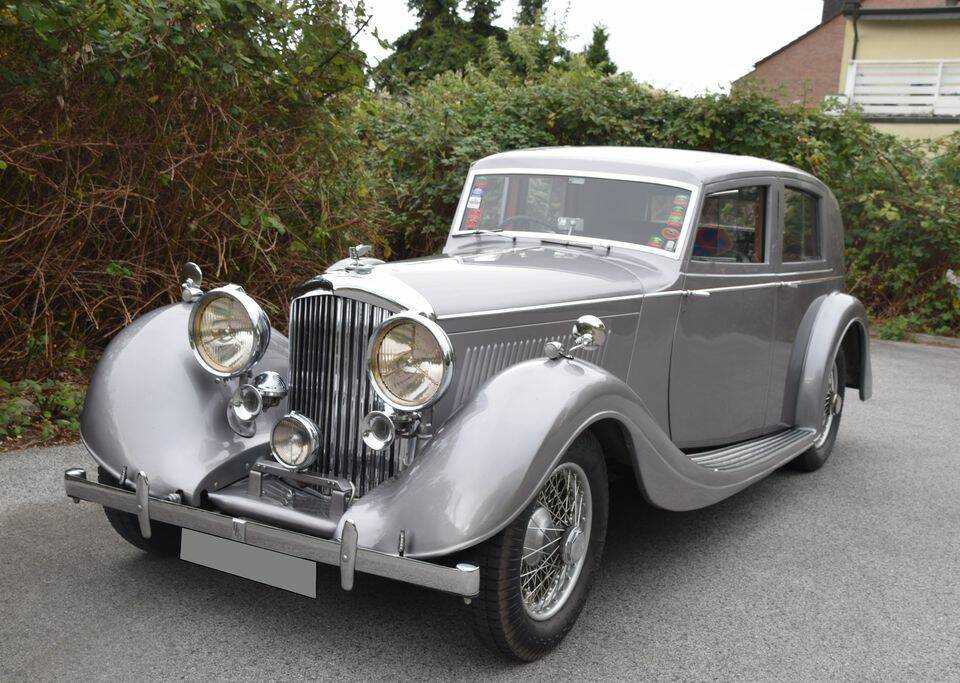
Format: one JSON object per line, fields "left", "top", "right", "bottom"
{"left": 374, "top": 245, "right": 676, "bottom": 318}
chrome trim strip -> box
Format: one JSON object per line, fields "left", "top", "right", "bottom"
{"left": 437, "top": 276, "right": 842, "bottom": 321}
{"left": 64, "top": 469, "right": 480, "bottom": 597}
{"left": 295, "top": 270, "right": 434, "bottom": 318}
{"left": 438, "top": 290, "right": 679, "bottom": 321}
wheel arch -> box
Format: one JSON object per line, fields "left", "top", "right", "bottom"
{"left": 793, "top": 292, "right": 872, "bottom": 431}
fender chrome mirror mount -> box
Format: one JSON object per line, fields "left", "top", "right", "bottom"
{"left": 181, "top": 261, "right": 203, "bottom": 303}
{"left": 544, "top": 315, "right": 608, "bottom": 361}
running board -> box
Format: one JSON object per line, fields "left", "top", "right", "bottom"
{"left": 688, "top": 428, "right": 816, "bottom": 472}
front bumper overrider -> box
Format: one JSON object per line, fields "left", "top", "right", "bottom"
{"left": 63, "top": 468, "right": 480, "bottom": 598}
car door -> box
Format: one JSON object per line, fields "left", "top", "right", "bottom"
{"left": 669, "top": 179, "right": 779, "bottom": 449}
{"left": 765, "top": 179, "right": 843, "bottom": 429}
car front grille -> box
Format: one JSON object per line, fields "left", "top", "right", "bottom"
{"left": 288, "top": 293, "right": 406, "bottom": 496}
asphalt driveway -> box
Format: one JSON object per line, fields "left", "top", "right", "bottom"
{"left": 1, "top": 340, "right": 958, "bottom": 680}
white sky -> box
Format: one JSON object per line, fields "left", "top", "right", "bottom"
{"left": 355, "top": 0, "right": 825, "bottom": 95}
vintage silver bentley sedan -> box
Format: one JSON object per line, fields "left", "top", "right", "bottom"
{"left": 66, "top": 147, "right": 872, "bottom": 661}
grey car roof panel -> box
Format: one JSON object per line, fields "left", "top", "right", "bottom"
{"left": 472, "top": 147, "right": 818, "bottom": 186}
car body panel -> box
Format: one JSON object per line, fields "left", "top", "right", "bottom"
{"left": 79, "top": 303, "right": 289, "bottom": 505}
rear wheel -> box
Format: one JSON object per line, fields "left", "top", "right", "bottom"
{"left": 792, "top": 352, "right": 846, "bottom": 472}
{"left": 98, "top": 467, "right": 181, "bottom": 556}
{"left": 468, "top": 433, "right": 608, "bottom": 661}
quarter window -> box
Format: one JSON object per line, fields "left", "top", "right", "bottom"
{"left": 693, "top": 186, "right": 766, "bottom": 263}
{"left": 783, "top": 188, "right": 822, "bottom": 261}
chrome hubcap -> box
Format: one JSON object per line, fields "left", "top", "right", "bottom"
{"left": 521, "top": 462, "right": 592, "bottom": 621}
{"left": 815, "top": 363, "right": 840, "bottom": 448}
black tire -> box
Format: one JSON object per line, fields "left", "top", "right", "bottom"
{"left": 792, "top": 351, "right": 846, "bottom": 472}
{"left": 467, "top": 433, "right": 608, "bottom": 661}
{"left": 97, "top": 467, "right": 181, "bottom": 556}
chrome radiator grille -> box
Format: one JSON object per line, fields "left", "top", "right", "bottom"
{"left": 288, "top": 294, "right": 404, "bottom": 496}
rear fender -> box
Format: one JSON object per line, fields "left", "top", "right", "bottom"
{"left": 80, "top": 303, "right": 288, "bottom": 505}
{"left": 791, "top": 292, "right": 872, "bottom": 430}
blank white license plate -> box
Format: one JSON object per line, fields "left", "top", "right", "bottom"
{"left": 180, "top": 529, "right": 317, "bottom": 598}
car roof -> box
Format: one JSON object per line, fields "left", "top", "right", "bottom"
{"left": 471, "top": 147, "right": 820, "bottom": 187}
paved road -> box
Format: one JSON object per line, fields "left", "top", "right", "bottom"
{"left": 2, "top": 341, "right": 959, "bottom": 681}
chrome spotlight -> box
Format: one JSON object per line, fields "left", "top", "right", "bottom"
{"left": 271, "top": 412, "right": 320, "bottom": 470}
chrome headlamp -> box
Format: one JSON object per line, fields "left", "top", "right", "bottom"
{"left": 188, "top": 285, "right": 270, "bottom": 378}
{"left": 367, "top": 314, "right": 453, "bottom": 411}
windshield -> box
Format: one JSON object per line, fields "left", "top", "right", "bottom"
{"left": 458, "top": 173, "right": 692, "bottom": 254}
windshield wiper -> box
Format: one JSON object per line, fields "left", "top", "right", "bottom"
{"left": 451, "top": 229, "right": 517, "bottom": 243}
{"left": 540, "top": 237, "right": 612, "bottom": 255}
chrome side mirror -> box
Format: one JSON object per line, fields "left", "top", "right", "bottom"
{"left": 181, "top": 262, "right": 203, "bottom": 303}
{"left": 543, "top": 315, "right": 608, "bottom": 360}
{"left": 571, "top": 315, "right": 607, "bottom": 351}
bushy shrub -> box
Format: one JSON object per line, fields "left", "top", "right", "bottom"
{"left": 0, "top": 0, "right": 383, "bottom": 380}
{"left": 360, "top": 54, "right": 960, "bottom": 334}
{"left": 0, "top": 378, "right": 85, "bottom": 446}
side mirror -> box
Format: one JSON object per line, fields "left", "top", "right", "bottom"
{"left": 544, "top": 315, "right": 608, "bottom": 361}
{"left": 572, "top": 315, "right": 607, "bottom": 351}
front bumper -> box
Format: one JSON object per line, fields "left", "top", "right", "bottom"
{"left": 63, "top": 468, "right": 480, "bottom": 597}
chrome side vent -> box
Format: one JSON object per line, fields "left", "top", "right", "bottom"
{"left": 453, "top": 335, "right": 603, "bottom": 409}
{"left": 288, "top": 294, "right": 406, "bottom": 496}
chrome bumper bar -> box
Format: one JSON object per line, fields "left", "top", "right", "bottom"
{"left": 63, "top": 468, "right": 479, "bottom": 598}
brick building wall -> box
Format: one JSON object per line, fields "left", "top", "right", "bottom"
{"left": 735, "top": 0, "right": 950, "bottom": 108}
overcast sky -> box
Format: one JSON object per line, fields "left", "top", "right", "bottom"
{"left": 355, "top": 0, "right": 826, "bottom": 95}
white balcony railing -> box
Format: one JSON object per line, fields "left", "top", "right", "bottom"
{"left": 843, "top": 59, "right": 960, "bottom": 118}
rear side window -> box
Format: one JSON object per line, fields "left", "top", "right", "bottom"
{"left": 692, "top": 186, "right": 766, "bottom": 263}
{"left": 783, "top": 188, "right": 822, "bottom": 261}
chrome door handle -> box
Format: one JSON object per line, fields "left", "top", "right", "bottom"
{"left": 780, "top": 281, "right": 799, "bottom": 289}
{"left": 685, "top": 290, "right": 711, "bottom": 298}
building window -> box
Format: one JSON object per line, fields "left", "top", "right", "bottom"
{"left": 783, "top": 188, "right": 821, "bottom": 262}
{"left": 693, "top": 187, "right": 766, "bottom": 263}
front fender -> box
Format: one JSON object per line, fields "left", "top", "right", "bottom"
{"left": 338, "top": 358, "right": 641, "bottom": 558}
{"left": 337, "top": 355, "right": 798, "bottom": 558}
{"left": 80, "top": 303, "right": 288, "bottom": 505}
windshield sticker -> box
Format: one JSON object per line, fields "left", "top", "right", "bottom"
{"left": 661, "top": 226, "right": 681, "bottom": 241}
{"left": 467, "top": 195, "right": 482, "bottom": 209}
{"left": 665, "top": 240, "right": 676, "bottom": 252}
{"left": 568, "top": 177, "right": 586, "bottom": 185}
{"left": 465, "top": 208, "right": 481, "bottom": 229}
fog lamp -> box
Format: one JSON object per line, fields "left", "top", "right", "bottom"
{"left": 361, "top": 410, "right": 396, "bottom": 451}
{"left": 271, "top": 412, "right": 320, "bottom": 470}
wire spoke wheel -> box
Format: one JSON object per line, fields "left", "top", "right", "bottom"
{"left": 520, "top": 462, "right": 592, "bottom": 621}
{"left": 815, "top": 362, "right": 840, "bottom": 449}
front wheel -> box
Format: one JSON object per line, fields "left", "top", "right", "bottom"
{"left": 468, "top": 433, "right": 608, "bottom": 661}
{"left": 792, "top": 351, "right": 846, "bottom": 472}
{"left": 98, "top": 467, "right": 181, "bottom": 556}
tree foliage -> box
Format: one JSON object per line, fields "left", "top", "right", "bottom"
{"left": 0, "top": 0, "right": 382, "bottom": 379}
{"left": 373, "top": 0, "right": 506, "bottom": 91}
{"left": 584, "top": 25, "right": 616, "bottom": 75}
{"left": 1, "top": 2, "right": 957, "bottom": 401}
{"left": 360, "top": 45, "right": 960, "bottom": 335}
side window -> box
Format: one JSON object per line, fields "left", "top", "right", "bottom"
{"left": 783, "top": 188, "right": 822, "bottom": 261}
{"left": 693, "top": 186, "right": 766, "bottom": 263}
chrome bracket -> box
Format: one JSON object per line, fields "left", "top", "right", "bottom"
{"left": 340, "top": 519, "right": 359, "bottom": 591}
{"left": 232, "top": 518, "right": 247, "bottom": 543}
{"left": 135, "top": 471, "right": 151, "bottom": 539}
